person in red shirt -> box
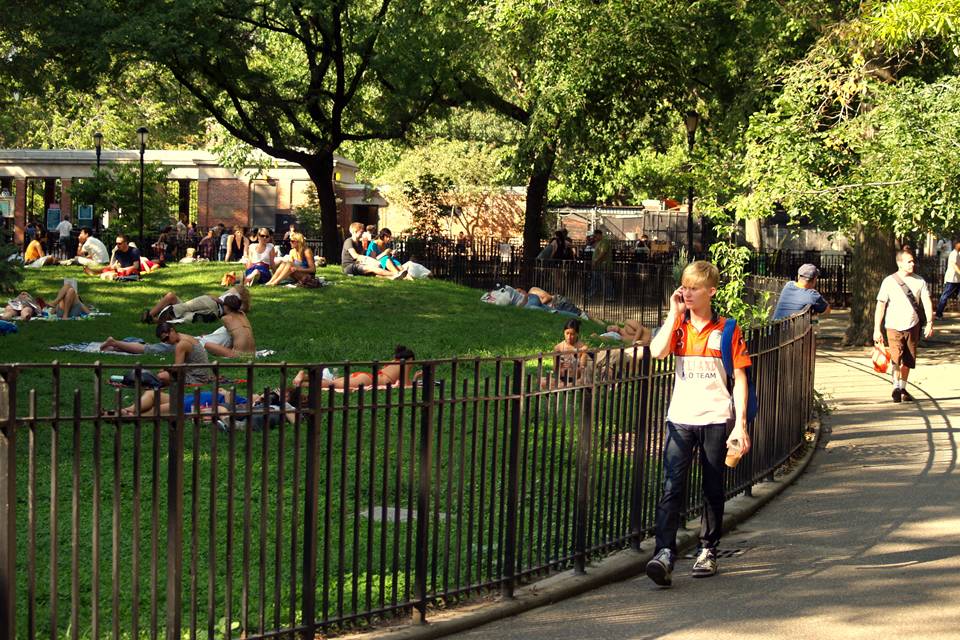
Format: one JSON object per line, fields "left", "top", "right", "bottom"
{"left": 644, "top": 260, "right": 752, "bottom": 587}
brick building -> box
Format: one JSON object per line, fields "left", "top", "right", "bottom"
{"left": 0, "top": 149, "right": 385, "bottom": 244}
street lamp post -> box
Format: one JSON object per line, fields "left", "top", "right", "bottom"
{"left": 93, "top": 131, "right": 102, "bottom": 230}
{"left": 136, "top": 127, "right": 148, "bottom": 249}
{"left": 684, "top": 110, "right": 700, "bottom": 257}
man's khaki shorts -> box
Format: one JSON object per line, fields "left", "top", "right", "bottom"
{"left": 887, "top": 326, "right": 919, "bottom": 369}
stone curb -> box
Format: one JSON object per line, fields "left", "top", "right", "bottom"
{"left": 340, "top": 418, "right": 823, "bottom": 640}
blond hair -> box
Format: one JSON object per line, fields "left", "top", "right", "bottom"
{"left": 349, "top": 221, "right": 364, "bottom": 233}
{"left": 681, "top": 260, "right": 719, "bottom": 289}
{"left": 290, "top": 232, "right": 305, "bottom": 250}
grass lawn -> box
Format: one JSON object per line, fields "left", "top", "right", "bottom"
{"left": 7, "top": 262, "right": 601, "bottom": 365}
{"left": 7, "top": 263, "right": 652, "bottom": 639}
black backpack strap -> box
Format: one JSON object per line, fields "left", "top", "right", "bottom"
{"left": 891, "top": 274, "right": 925, "bottom": 324}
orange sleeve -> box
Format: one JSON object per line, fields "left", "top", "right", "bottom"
{"left": 732, "top": 325, "right": 752, "bottom": 369}
{"left": 668, "top": 316, "right": 685, "bottom": 356}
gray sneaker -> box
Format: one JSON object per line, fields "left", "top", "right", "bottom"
{"left": 646, "top": 548, "right": 674, "bottom": 587}
{"left": 691, "top": 548, "right": 718, "bottom": 578}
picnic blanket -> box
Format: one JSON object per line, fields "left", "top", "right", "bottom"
{"left": 0, "top": 320, "right": 16, "bottom": 336}
{"left": 50, "top": 342, "right": 276, "bottom": 358}
{"left": 29, "top": 310, "right": 111, "bottom": 321}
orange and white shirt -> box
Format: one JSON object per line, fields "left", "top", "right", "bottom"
{"left": 666, "top": 313, "right": 751, "bottom": 426}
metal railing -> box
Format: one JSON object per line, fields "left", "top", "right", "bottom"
{"left": 0, "top": 312, "right": 815, "bottom": 639}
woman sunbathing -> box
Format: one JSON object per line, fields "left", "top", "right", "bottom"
{"left": 320, "top": 345, "right": 421, "bottom": 390}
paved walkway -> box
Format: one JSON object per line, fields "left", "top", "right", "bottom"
{"left": 452, "top": 314, "right": 960, "bottom": 639}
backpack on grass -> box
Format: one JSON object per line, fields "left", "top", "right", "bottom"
{"left": 719, "top": 318, "right": 759, "bottom": 423}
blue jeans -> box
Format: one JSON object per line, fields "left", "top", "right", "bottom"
{"left": 936, "top": 282, "right": 960, "bottom": 317}
{"left": 654, "top": 422, "right": 728, "bottom": 554}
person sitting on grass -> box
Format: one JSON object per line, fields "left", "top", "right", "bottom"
{"left": 84, "top": 234, "right": 141, "bottom": 280}
{"left": 365, "top": 228, "right": 403, "bottom": 274}
{"left": 341, "top": 221, "right": 405, "bottom": 279}
{"left": 319, "top": 345, "right": 420, "bottom": 390}
{"left": 540, "top": 319, "right": 590, "bottom": 389}
{"left": 104, "top": 299, "right": 255, "bottom": 359}
{"left": 142, "top": 285, "right": 250, "bottom": 324}
{"left": 225, "top": 226, "right": 250, "bottom": 262}
{"left": 243, "top": 227, "right": 275, "bottom": 285}
{"left": 23, "top": 230, "right": 57, "bottom": 268}
{"left": 71, "top": 227, "right": 109, "bottom": 267}
{"left": 152, "top": 322, "right": 213, "bottom": 387}
{"left": 1, "top": 292, "right": 43, "bottom": 321}
{"left": 265, "top": 232, "right": 317, "bottom": 286}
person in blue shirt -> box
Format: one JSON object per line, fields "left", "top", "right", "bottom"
{"left": 772, "top": 263, "right": 831, "bottom": 320}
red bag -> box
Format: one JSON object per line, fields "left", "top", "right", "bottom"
{"left": 872, "top": 341, "right": 891, "bottom": 373}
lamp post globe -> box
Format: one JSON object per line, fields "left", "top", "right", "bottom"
{"left": 136, "top": 127, "right": 148, "bottom": 249}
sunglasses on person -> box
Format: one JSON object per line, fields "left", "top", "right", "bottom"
{"left": 258, "top": 233, "right": 269, "bottom": 238}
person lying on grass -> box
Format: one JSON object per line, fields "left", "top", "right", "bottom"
{"left": 2, "top": 291, "right": 44, "bottom": 320}
{"left": 265, "top": 232, "right": 317, "bottom": 286}
{"left": 142, "top": 285, "right": 250, "bottom": 324}
{"left": 113, "top": 387, "right": 247, "bottom": 417}
{"left": 117, "top": 376, "right": 307, "bottom": 428}
{"left": 318, "top": 345, "right": 421, "bottom": 390}
{"left": 102, "top": 303, "right": 255, "bottom": 359}
{"left": 593, "top": 319, "right": 652, "bottom": 346}
{"left": 540, "top": 318, "right": 591, "bottom": 389}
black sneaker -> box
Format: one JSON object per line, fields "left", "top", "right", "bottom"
{"left": 691, "top": 548, "right": 718, "bottom": 578}
{"left": 140, "top": 309, "right": 154, "bottom": 324}
{"left": 901, "top": 389, "right": 914, "bottom": 401}
{"left": 646, "top": 548, "right": 674, "bottom": 587}
{"left": 892, "top": 388, "right": 902, "bottom": 403}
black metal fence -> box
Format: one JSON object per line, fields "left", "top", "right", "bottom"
{"left": 748, "top": 251, "right": 958, "bottom": 310}
{"left": 0, "top": 312, "right": 815, "bottom": 639}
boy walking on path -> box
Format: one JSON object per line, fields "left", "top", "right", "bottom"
{"left": 645, "top": 260, "right": 752, "bottom": 587}
{"left": 874, "top": 250, "right": 934, "bottom": 402}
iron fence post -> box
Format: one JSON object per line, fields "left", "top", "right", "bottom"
{"left": 502, "top": 359, "right": 525, "bottom": 598}
{"left": 630, "top": 350, "right": 653, "bottom": 550}
{"left": 0, "top": 368, "right": 16, "bottom": 640}
{"left": 166, "top": 370, "right": 186, "bottom": 639}
{"left": 413, "top": 364, "right": 435, "bottom": 624}
{"left": 301, "top": 367, "right": 322, "bottom": 639}
{"left": 573, "top": 370, "right": 595, "bottom": 574}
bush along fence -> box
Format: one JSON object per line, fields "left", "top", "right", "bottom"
{"left": 0, "top": 312, "right": 815, "bottom": 639}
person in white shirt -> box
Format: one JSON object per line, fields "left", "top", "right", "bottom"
{"left": 55, "top": 215, "right": 73, "bottom": 258}
{"left": 935, "top": 240, "right": 960, "bottom": 319}
{"left": 874, "top": 250, "right": 934, "bottom": 403}
{"left": 72, "top": 227, "right": 109, "bottom": 267}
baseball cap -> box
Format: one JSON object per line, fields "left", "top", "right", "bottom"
{"left": 798, "top": 264, "right": 819, "bottom": 279}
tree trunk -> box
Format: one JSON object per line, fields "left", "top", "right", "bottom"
{"left": 843, "top": 222, "right": 896, "bottom": 346}
{"left": 304, "top": 151, "right": 341, "bottom": 264}
{"left": 744, "top": 218, "right": 763, "bottom": 252}
{"left": 523, "top": 142, "right": 556, "bottom": 264}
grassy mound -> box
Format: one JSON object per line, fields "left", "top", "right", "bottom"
{"left": 8, "top": 262, "right": 602, "bottom": 364}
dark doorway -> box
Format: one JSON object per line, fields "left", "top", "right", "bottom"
{"left": 351, "top": 204, "right": 379, "bottom": 228}
{"left": 251, "top": 180, "right": 278, "bottom": 230}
